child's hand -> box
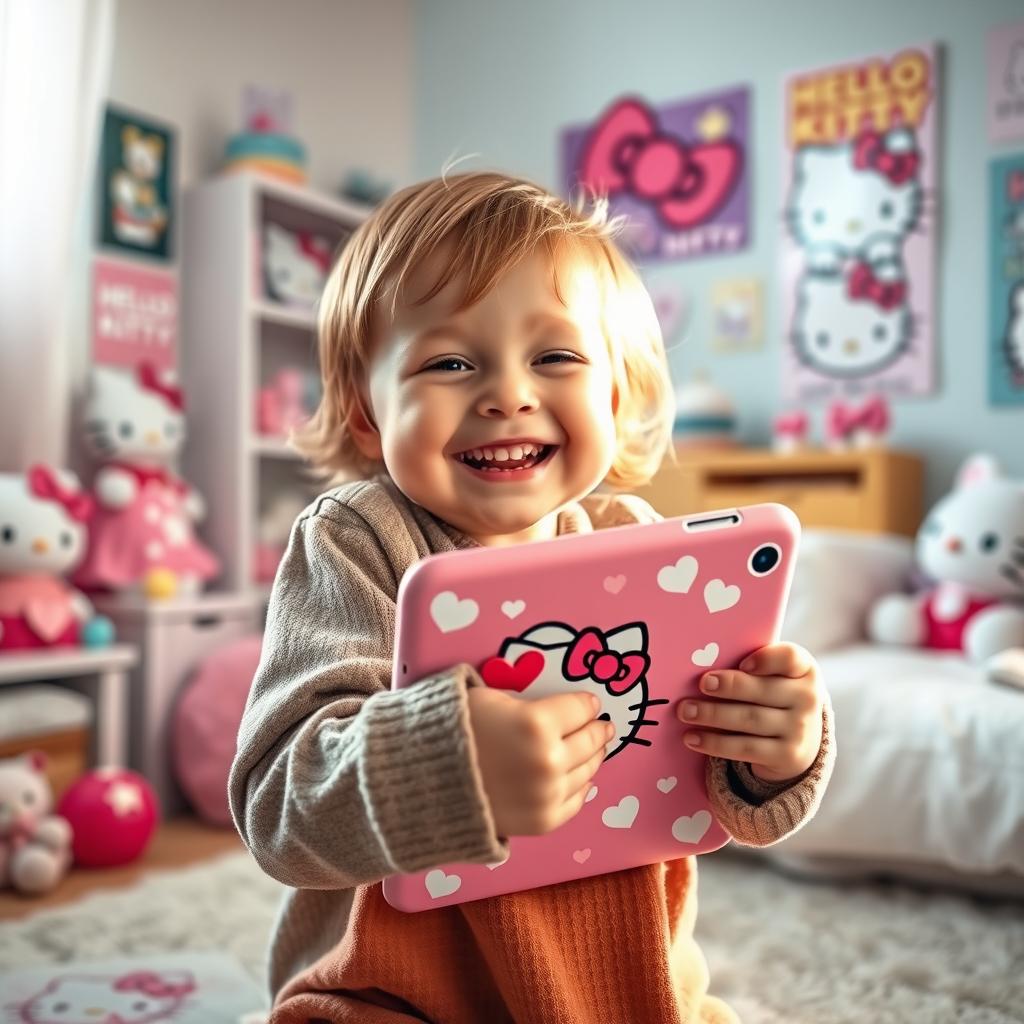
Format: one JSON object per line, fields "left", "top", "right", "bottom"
{"left": 676, "top": 642, "right": 824, "bottom": 784}
{"left": 467, "top": 687, "right": 613, "bottom": 838}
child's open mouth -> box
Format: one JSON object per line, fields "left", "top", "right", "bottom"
{"left": 454, "top": 442, "right": 558, "bottom": 480}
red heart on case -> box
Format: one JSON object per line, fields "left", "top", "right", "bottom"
{"left": 480, "top": 650, "right": 545, "bottom": 692}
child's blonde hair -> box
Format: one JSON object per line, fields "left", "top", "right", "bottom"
{"left": 296, "top": 170, "right": 674, "bottom": 491}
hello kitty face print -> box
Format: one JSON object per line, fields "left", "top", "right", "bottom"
{"left": 485, "top": 620, "right": 664, "bottom": 761}
{"left": 916, "top": 455, "right": 1024, "bottom": 601}
{"left": 17, "top": 970, "right": 195, "bottom": 1024}
{"left": 792, "top": 266, "right": 912, "bottom": 377}
{"left": 782, "top": 46, "right": 938, "bottom": 400}
{"left": 84, "top": 364, "right": 185, "bottom": 466}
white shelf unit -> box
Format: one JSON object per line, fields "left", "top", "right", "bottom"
{"left": 181, "top": 173, "right": 368, "bottom": 592}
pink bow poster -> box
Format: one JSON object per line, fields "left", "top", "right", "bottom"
{"left": 781, "top": 45, "right": 939, "bottom": 402}
{"left": 561, "top": 87, "right": 750, "bottom": 263}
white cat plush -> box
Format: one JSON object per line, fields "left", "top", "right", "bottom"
{"left": 792, "top": 264, "right": 911, "bottom": 377}
{"left": 75, "top": 363, "right": 219, "bottom": 599}
{"left": 1005, "top": 280, "right": 1024, "bottom": 380}
{"left": 0, "top": 466, "right": 107, "bottom": 651}
{"left": 263, "top": 223, "right": 332, "bottom": 307}
{"left": 869, "top": 454, "right": 1024, "bottom": 663}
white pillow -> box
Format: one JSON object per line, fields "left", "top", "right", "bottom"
{"left": 781, "top": 529, "right": 915, "bottom": 654}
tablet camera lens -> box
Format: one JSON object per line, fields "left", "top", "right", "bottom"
{"left": 748, "top": 544, "right": 781, "bottom": 577}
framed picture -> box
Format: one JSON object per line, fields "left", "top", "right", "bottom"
{"left": 98, "top": 104, "right": 176, "bottom": 261}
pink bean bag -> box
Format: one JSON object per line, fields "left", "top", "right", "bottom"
{"left": 172, "top": 633, "right": 262, "bottom": 826}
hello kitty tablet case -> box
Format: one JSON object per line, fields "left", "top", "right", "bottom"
{"left": 383, "top": 502, "right": 800, "bottom": 912}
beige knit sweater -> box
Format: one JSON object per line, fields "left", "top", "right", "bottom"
{"left": 229, "top": 476, "right": 835, "bottom": 1021}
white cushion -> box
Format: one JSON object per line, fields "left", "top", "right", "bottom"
{"left": 0, "top": 685, "right": 92, "bottom": 741}
{"left": 770, "top": 644, "right": 1024, "bottom": 879}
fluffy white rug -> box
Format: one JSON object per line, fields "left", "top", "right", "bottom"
{"left": 1, "top": 849, "right": 1021, "bottom": 1023}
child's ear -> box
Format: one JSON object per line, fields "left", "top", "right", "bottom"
{"left": 347, "top": 390, "right": 384, "bottom": 460}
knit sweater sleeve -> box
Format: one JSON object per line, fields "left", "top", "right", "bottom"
{"left": 581, "top": 489, "right": 836, "bottom": 847}
{"left": 228, "top": 499, "right": 506, "bottom": 890}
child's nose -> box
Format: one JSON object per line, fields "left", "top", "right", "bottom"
{"left": 476, "top": 374, "right": 540, "bottom": 418}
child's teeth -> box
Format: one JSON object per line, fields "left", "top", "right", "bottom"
{"left": 493, "top": 448, "right": 510, "bottom": 462}
{"left": 509, "top": 445, "right": 524, "bottom": 460}
{"left": 472, "top": 448, "right": 484, "bottom": 460}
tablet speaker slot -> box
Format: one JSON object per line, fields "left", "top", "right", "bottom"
{"left": 683, "top": 511, "right": 742, "bottom": 531}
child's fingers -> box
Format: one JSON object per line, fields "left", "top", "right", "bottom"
{"left": 697, "top": 670, "right": 800, "bottom": 709}
{"left": 682, "top": 729, "right": 778, "bottom": 764}
{"left": 563, "top": 718, "right": 615, "bottom": 771}
{"left": 677, "top": 699, "right": 788, "bottom": 737}
{"left": 739, "top": 643, "right": 812, "bottom": 678}
{"left": 563, "top": 743, "right": 607, "bottom": 803}
{"left": 538, "top": 690, "right": 603, "bottom": 738}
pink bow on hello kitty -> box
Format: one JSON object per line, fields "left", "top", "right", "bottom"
{"left": 826, "top": 395, "right": 890, "bottom": 440}
{"left": 773, "top": 410, "right": 809, "bottom": 438}
{"left": 564, "top": 627, "right": 649, "bottom": 695}
{"left": 847, "top": 261, "right": 907, "bottom": 311}
{"left": 113, "top": 971, "right": 195, "bottom": 999}
{"left": 852, "top": 129, "right": 920, "bottom": 186}
{"left": 27, "top": 465, "right": 93, "bottom": 523}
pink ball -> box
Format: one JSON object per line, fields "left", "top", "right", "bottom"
{"left": 172, "top": 633, "right": 262, "bottom": 826}
{"left": 57, "top": 767, "right": 160, "bottom": 867}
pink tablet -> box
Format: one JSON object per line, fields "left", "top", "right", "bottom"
{"left": 383, "top": 502, "right": 800, "bottom": 912}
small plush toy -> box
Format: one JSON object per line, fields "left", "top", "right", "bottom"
{"left": 0, "top": 466, "right": 112, "bottom": 651}
{"left": 772, "top": 410, "right": 809, "bottom": 454}
{"left": 75, "top": 363, "right": 220, "bottom": 600}
{"left": 263, "top": 223, "right": 332, "bottom": 307}
{"left": 824, "top": 394, "right": 891, "bottom": 450}
{"left": 868, "top": 454, "right": 1024, "bottom": 662}
{"left": 0, "top": 752, "right": 73, "bottom": 894}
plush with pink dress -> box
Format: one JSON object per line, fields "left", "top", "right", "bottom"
{"left": 75, "top": 363, "right": 219, "bottom": 599}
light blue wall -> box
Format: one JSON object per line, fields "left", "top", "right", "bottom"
{"left": 414, "top": 0, "right": 1024, "bottom": 504}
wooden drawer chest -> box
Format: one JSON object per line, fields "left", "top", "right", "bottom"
{"left": 634, "top": 446, "right": 924, "bottom": 537}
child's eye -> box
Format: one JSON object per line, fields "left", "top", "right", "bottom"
{"left": 424, "top": 357, "right": 473, "bottom": 373}
{"left": 534, "top": 351, "right": 582, "bottom": 366}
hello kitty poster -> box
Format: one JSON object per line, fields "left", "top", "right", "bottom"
{"left": 782, "top": 45, "right": 939, "bottom": 401}
{"left": 989, "top": 153, "right": 1024, "bottom": 406}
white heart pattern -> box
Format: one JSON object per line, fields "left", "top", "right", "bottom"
{"left": 425, "top": 868, "right": 462, "bottom": 898}
{"left": 604, "top": 575, "right": 626, "bottom": 594}
{"left": 657, "top": 555, "right": 699, "bottom": 594}
{"left": 704, "top": 579, "right": 741, "bottom": 613}
{"left": 602, "top": 795, "right": 639, "bottom": 829}
{"left": 501, "top": 599, "right": 526, "bottom": 620}
{"left": 573, "top": 849, "right": 592, "bottom": 864}
{"left": 672, "top": 810, "right": 712, "bottom": 844}
{"left": 691, "top": 642, "right": 719, "bottom": 667}
{"left": 486, "top": 851, "right": 510, "bottom": 871}
{"left": 430, "top": 590, "right": 479, "bottom": 633}
{"left": 585, "top": 786, "right": 598, "bottom": 803}
{"left": 656, "top": 777, "right": 677, "bottom": 794}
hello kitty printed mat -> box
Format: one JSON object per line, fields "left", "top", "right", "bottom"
{"left": 383, "top": 502, "right": 801, "bottom": 911}
{"left": 1, "top": 950, "right": 266, "bottom": 1024}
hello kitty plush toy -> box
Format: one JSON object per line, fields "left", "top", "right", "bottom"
{"left": 75, "top": 363, "right": 220, "bottom": 600}
{"left": 868, "top": 454, "right": 1024, "bottom": 663}
{"left": 0, "top": 752, "right": 73, "bottom": 895}
{"left": 263, "top": 222, "right": 332, "bottom": 307}
{"left": 0, "top": 466, "right": 112, "bottom": 651}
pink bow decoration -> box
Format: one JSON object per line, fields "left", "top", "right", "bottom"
{"left": 826, "top": 396, "right": 890, "bottom": 442}
{"left": 298, "top": 233, "right": 333, "bottom": 274}
{"left": 852, "top": 129, "right": 921, "bottom": 186}
{"left": 114, "top": 971, "right": 196, "bottom": 999}
{"left": 773, "top": 410, "right": 809, "bottom": 439}
{"left": 564, "top": 627, "right": 649, "bottom": 696}
{"left": 27, "top": 465, "right": 94, "bottom": 523}
{"left": 137, "top": 362, "right": 185, "bottom": 412}
{"left": 847, "top": 261, "right": 907, "bottom": 311}
{"left": 578, "top": 97, "right": 742, "bottom": 230}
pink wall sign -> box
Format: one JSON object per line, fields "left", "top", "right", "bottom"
{"left": 92, "top": 257, "right": 178, "bottom": 370}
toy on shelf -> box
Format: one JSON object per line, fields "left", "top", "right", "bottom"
{"left": 0, "top": 466, "right": 114, "bottom": 652}
{"left": 263, "top": 223, "right": 332, "bottom": 308}
{"left": 75, "top": 363, "right": 220, "bottom": 601}
{"left": 772, "top": 410, "right": 810, "bottom": 454}
{"left": 0, "top": 752, "right": 73, "bottom": 894}
{"left": 672, "top": 373, "right": 737, "bottom": 448}
{"left": 340, "top": 169, "right": 392, "bottom": 207}
{"left": 825, "top": 394, "right": 890, "bottom": 450}
{"left": 868, "top": 454, "right": 1024, "bottom": 663}
{"left": 223, "top": 86, "right": 307, "bottom": 185}
{"left": 256, "top": 367, "right": 318, "bottom": 437}
{"left": 253, "top": 492, "right": 307, "bottom": 584}
{"left": 58, "top": 767, "right": 159, "bottom": 868}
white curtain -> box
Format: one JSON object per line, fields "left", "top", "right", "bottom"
{"left": 0, "top": 0, "right": 115, "bottom": 472}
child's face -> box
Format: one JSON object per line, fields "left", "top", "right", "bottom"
{"left": 356, "top": 246, "right": 618, "bottom": 546}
